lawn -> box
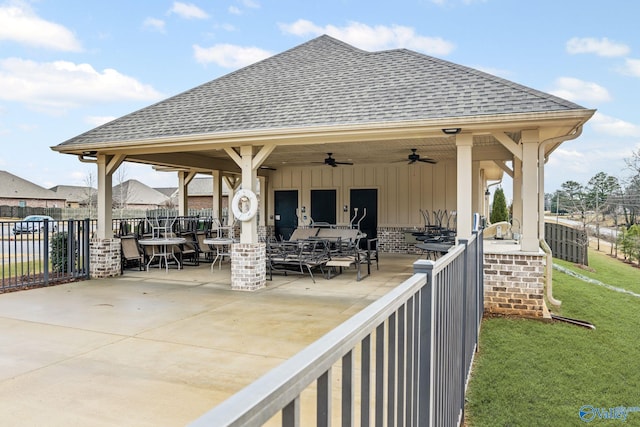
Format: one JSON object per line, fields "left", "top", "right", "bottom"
{"left": 465, "top": 249, "right": 640, "bottom": 426}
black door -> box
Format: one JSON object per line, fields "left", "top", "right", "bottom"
{"left": 311, "top": 189, "right": 337, "bottom": 226}
{"left": 350, "top": 189, "right": 378, "bottom": 248}
{"left": 274, "top": 190, "right": 298, "bottom": 241}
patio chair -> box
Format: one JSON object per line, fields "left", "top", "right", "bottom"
{"left": 121, "top": 235, "right": 144, "bottom": 271}
{"left": 177, "top": 231, "right": 200, "bottom": 266}
{"left": 196, "top": 231, "right": 216, "bottom": 261}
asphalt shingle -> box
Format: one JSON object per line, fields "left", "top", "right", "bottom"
{"left": 58, "top": 35, "right": 586, "bottom": 147}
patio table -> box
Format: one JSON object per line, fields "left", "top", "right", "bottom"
{"left": 139, "top": 237, "right": 186, "bottom": 272}
{"left": 203, "top": 237, "right": 235, "bottom": 270}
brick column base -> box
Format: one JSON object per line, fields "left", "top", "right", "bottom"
{"left": 90, "top": 238, "right": 121, "bottom": 278}
{"left": 231, "top": 243, "right": 266, "bottom": 291}
{"left": 483, "top": 252, "right": 547, "bottom": 318}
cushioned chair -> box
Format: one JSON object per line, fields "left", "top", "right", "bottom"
{"left": 121, "top": 235, "right": 144, "bottom": 271}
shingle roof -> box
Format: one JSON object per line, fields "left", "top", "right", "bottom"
{"left": 0, "top": 170, "right": 62, "bottom": 200}
{"left": 58, "top": 35, "right": 586, "bottom": 147}
{"left": 49, "top": 185, "right": 96, "bottom": 203}
{"left": 112, "top": 180, "right": 170, "bottom": 206}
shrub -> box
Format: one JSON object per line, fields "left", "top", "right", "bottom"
{"left": 50, "top": 231, "right": 69, "bottom": 273}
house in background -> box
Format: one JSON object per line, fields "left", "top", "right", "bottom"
{"left": 0, "top": 170, "right": 65, "bottom": 209}
{"left": 112, "top": 179, "right": 171, "bottom": 210}
{"left": 174, "top": 176, "right": 230, "bottom": 211}
{"left": 49, "top": 185, "right": 96, "bottom": 208}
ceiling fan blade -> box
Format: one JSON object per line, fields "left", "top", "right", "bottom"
{"left": 335, "top": 161, "right": 354, "bottom": 165}
{"left": 418, "top": 158, "right": 438, "bottom": 164}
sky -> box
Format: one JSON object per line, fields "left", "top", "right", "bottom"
{"left": 1, "top": 0, "right": 639, "bottom": 199}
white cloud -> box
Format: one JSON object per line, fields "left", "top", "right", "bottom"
{"left": 589, "top": 112, "right": 640, "bottom": 137}
{"left": 85, "top": 116, "right": 117, "bottom": 127}
{"left": 549, "top": 77, "right": 611, "bottom": 104}
{"left": 143, "top": 17, "right": 166, "bottom": 33}
{"left": 620, "top": 58, "right": 640, "bottom": 77}
{"left": 228, "top": 6, "right": 241, "bottom": 15}
{"left": 279, "top": 19, "right": 455, "bottom": 56}
{"left": 566, "top": 37, "right": 630, "bottom": 57}
{"left": 0, "top": 3, "right": 82, "bottom": 51}
{"left": 0, "top": 58, "right": 164, "bottom": 111}
{"left": 193, "top": 44, "right": 272, "bottom": 68}
{"left": 240, "top": 0, "right": 260, "bottom": 8}
{"left": 169, "top": 2, "right": 209, "bottom": 19}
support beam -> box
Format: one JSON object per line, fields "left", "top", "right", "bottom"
{"left": 512, "top": 157, "right": 522, "bottom": 237}
{"left": 492, "top": 132, "right": 522, "bottom": 161}
{"left": 211, "top": 171, "right": 222, "bottom": 221}
{"left": 106, "top": 154, "right": 126, "bottom": 176}
{"left": 520, "top": 130, "right": 540, "bottom": 251}
{"left": 456, "top": 133, "right": 474, "bottom": 241}
{"left": 97, "top": 154, "right": 114, "bottom": 239}
{"left": 493, "top": 160, "right": 514, "bottom": 178}
{"left": 177, "top": 170, "right": 197, "bottom": 216}
{"left": 239, "top": 145, "right": 258, "bottom": 244}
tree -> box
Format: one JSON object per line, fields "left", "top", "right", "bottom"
{"left": 586, "top": 172, "right": 620, "bottom": 250}
{"left": 490, "top": 187, "right": 509, "bottom": 224}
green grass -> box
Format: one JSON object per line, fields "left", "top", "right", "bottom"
{"left": 465, "top": 250, "right": 640, "bottom": 426}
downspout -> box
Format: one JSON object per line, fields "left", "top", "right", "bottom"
{"left": 537, "top": 124, "right": 584, "bottom": 307}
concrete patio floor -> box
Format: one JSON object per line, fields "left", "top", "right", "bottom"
{"left": 0, "top": 254, "right": 421, "bottom": 427}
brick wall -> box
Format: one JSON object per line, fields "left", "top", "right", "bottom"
{"left": 231, "top": 243, "right": 266, "bottom": 291}
{"left": 483, "top": 252, "right": 546, "bottom": 318}
{"left": 90, "top": 238, "right": 121, "bottom": 278}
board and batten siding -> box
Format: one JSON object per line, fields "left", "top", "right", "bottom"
{"left": 267, "top": 161, "right": 457, "bottom": 228}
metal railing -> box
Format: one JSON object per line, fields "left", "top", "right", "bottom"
{"left": 190, "top": 231, "right": 483, "bottom": 427}
{"left": 1, "top": 219, "right": 90, "bottom": 292}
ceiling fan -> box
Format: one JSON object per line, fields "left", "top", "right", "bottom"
{"left": 314, "top": 153, "right": 354, "bottom": 167}
{"left": 406, "top": 148, "right": 437, "bottom": 164}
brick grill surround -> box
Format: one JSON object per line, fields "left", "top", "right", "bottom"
{"left": 231, "top": 243, "right": 266, "bottom": 291}
{"left": 483, "top": 252, "right": 546, "bottom": 318}
{"left": 90, "top": 238, "right": 121, "bottom": 278}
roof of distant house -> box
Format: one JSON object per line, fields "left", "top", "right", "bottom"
{"left": 49, "top": 185, "right": 96, "bottom": 203}
{"left": 113, "top": 179, "right": 170, "bottom": 205}
{"left": 0, "top": 170, "right": 63, "bottom": 200}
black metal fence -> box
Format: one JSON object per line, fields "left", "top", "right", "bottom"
{"left": 545, "top": 221, "right": 588, "bottom": 265}
{"left": 1, "top": 218, "right": 90, "bottom": 292}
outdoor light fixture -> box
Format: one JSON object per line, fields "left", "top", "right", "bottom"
{"left": 81, "top": 151, "right": 97, "bottom": 156}
{"left": 442, "top": 128, "right": 462, "bottom": 135}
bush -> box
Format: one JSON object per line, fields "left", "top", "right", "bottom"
{"left": 50, "top": 232, "right": 69, "bottom": 273}
{"left": 490, "top": 188, "right": 509, "bottom": 223}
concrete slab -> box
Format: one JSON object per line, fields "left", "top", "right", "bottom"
{"left": 0, "top": 254, "right": 419, "bottom": 426}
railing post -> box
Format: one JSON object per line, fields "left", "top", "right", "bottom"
{"left": 83, "top": 218, "right": 91, "bottom": 278}
{"left": 458, "top": 238, "right": 469, "bottom": 425}
{"left": 413, "top": 259, "right": 435, "bottom": 427}
{"left": 43, "top": 219, "right": 50, "bottom": 285}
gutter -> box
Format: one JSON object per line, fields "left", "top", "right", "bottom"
{"left": 537, "top": 124, "right": 585, "bottom": 308}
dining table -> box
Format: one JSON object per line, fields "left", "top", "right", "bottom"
{"left": 138, "top": 237, "right": 186, "bottom": 272}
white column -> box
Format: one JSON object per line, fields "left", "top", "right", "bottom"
{"left": 521, "top": 130, "right": 540, "bottom": 251}
{"left": 258, "top": 176, "right": 267, "bottom": 227}
{"left": 240, "top": 145, "right": 259, "bottom": 244}
{"left": 211, "top": 171, "right": 221, "bottom": 220}
{"left": 177, "top": 171, "right": 188, "bottom": 216}
{"left": 512, "top": 157, "right": 523, "bottom": 236}
{"left": 456, "top": 133, "right": 474, "bottom": 241}
{"left": 96, "top": 155, "right": 113, "bottom": 239}
{"left": 472, "top": 161, "right": 481, "bottom": 215}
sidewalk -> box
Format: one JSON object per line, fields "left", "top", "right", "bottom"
{"left": 0, "top": 254, "right": 418, "bottom": 426}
